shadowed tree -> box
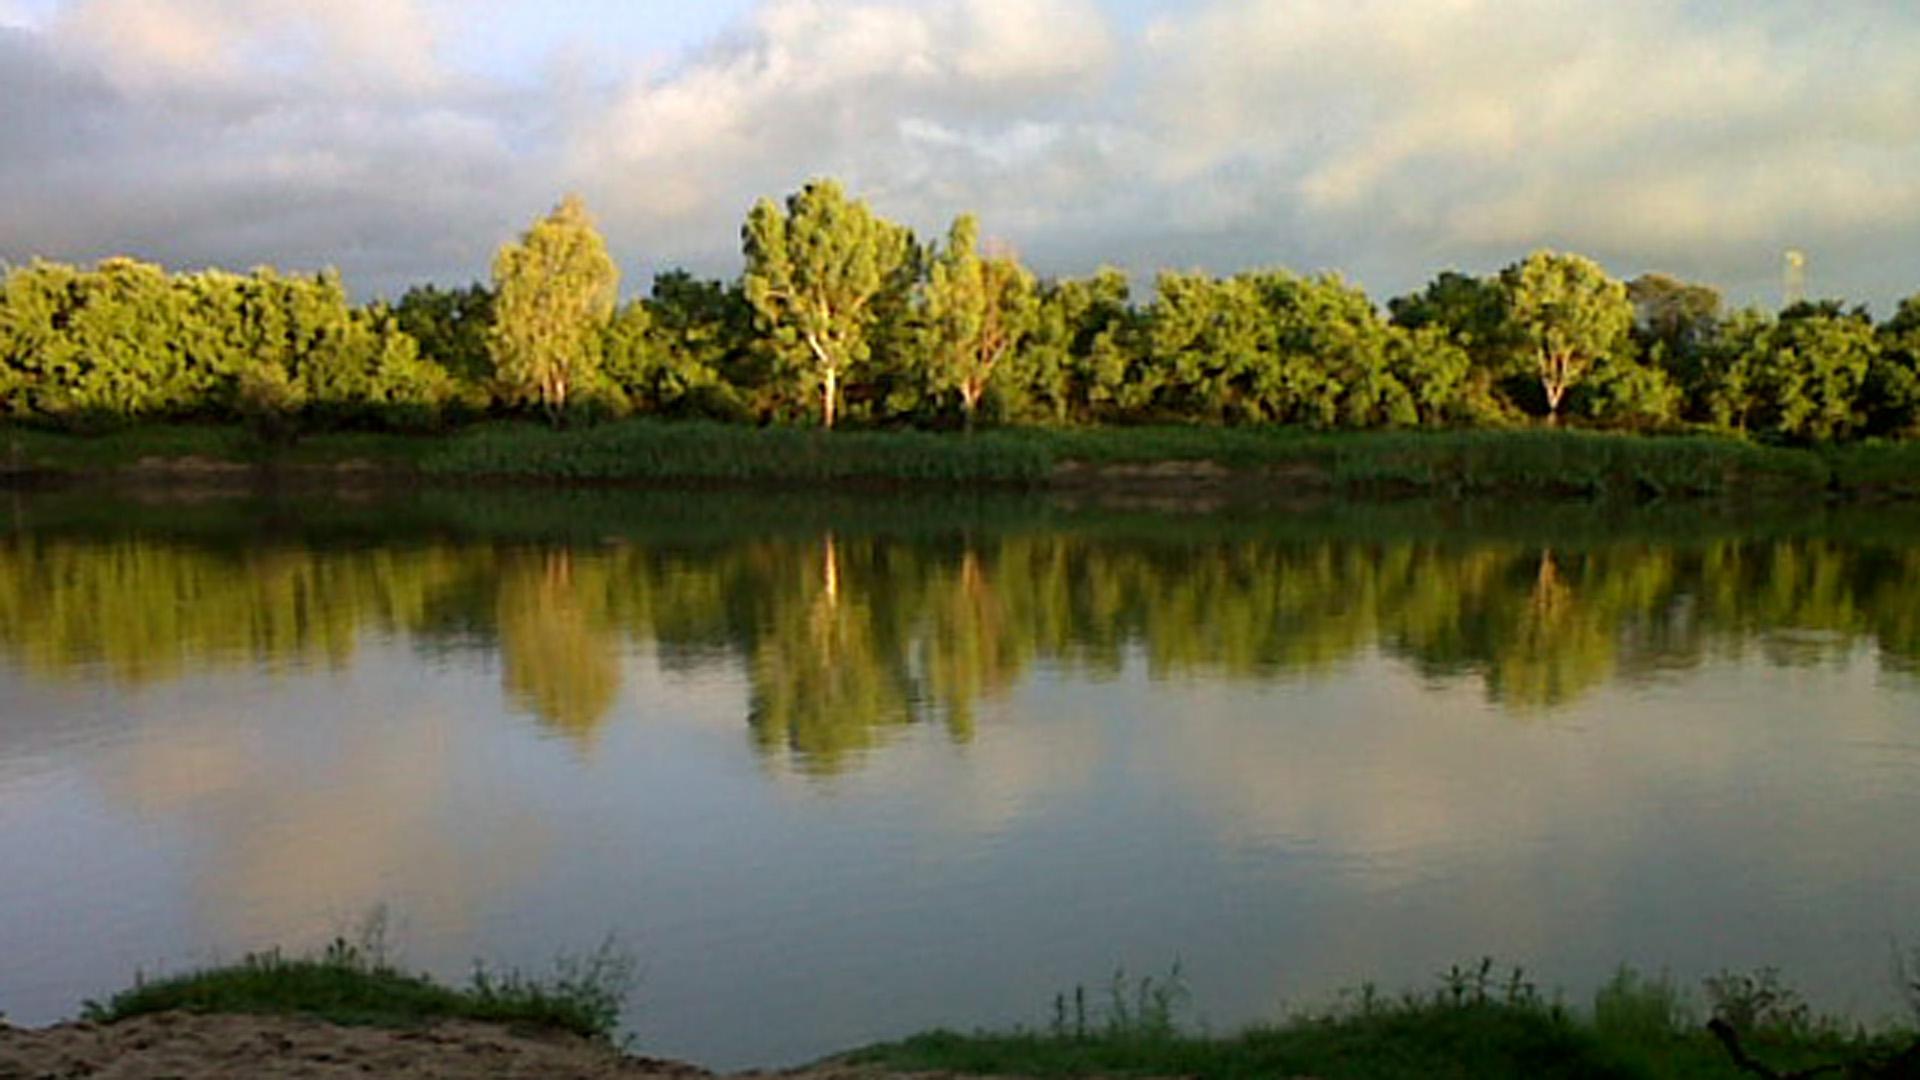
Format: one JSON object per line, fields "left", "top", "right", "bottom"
{"left": 489, "top": 195, "right": 619, "bottom": 424}
{"left": 1628, "top": 272, "right": 1721, "bottom": 353}
{"left": 394, "top": 282, "right": 495, "bottom": 386}
{"left": 1501, "top": 251, "right": 1634, "bottom": 423}
{"left": 1388, "top": 269, "right": 1523, "bottom": 420}
{"left": 1869, "top": 295, "right": 1920, "bottom": 437}
{"left": 742, "top": 179, "right": 917, "bottom": 429}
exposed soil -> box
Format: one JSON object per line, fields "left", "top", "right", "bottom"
{"left": 0, "top": 1013, "right": 1047, "bottom": 1080}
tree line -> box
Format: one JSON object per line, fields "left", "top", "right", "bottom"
{"left": 4, "top": 526, "right": 1915, "bottom": 766}
{"left": 4, "top": 181, "right": 1918, "bottom": 442}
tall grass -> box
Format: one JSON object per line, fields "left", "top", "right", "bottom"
{"left": 417, "top": 419, "right": 1053, "bottom": 483}
{"left": 5, "top": 418, "right": 1911, "bottom": 499}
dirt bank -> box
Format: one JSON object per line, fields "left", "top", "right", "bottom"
{"left": 0, "top": 1012, "right": 916, "bottom": 1080}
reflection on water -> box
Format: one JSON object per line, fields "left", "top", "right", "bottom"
{"left": 2, "top": 501, "right": 1916, "bottom": 768}
{"left": 0, "top": 491, "right": 1916, "bottom": 1067}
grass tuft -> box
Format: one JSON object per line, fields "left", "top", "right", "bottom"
{"left": 79, "top": 931, "right": 636, "bottom": 1043}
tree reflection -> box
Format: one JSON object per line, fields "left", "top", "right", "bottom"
{"left": 496, "top": 548, "right": 622, "bottom": 744}
{"left": 4, "top": 512, "right": 1920, "bottom": 774}
{"left": 742, "top": 536, "right": 905, "bottom": 770}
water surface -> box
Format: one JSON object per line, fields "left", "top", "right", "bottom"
{"left": 0, "top": 490, "right": 1916, "bottom": 1067}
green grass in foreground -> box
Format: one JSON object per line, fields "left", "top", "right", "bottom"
{"left": 848, "top": 963, "right": 1920, "bottom": 1080}
{"left": 81, "top": 933, "right": 635, "bottom": 1042}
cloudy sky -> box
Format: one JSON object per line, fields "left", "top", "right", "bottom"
{"left": 3, "top": 0, "right": 1917, "bottom": 310}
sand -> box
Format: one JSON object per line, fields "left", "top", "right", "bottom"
{"left": 0, "top": 1011, "right": 865, "bottom": 1080}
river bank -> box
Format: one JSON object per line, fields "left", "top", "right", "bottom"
{"left": 8, "top": 949, "right": 1916, "bottom": 1080}
{"left": 5, "top": 420, "right": 1916, "bottom": 499}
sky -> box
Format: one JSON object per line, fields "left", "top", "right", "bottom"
{"left": 2, "top": 0, "right": 1917, "bottom": 311}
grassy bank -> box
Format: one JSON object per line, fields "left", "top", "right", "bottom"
{"left": 2, "top": 419, "right": 1910, "bottom": 499}
{"left": 57, "top": 950, "right": 1920, "bottom": 1078}
{"left": 851, "top": 964, "right": 1920, "bottom": 1080}
{"left": 80, "top": 933, "right": 634, "bottom": 1043}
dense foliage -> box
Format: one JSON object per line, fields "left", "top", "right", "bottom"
{"left": 3, "top": 180, "right": 1918, "bottom": 441}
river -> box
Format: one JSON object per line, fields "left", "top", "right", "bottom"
{"left": 0, "top": 489, "right": 1915, "bottom": 1067}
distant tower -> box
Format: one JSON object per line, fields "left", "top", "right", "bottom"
{"left": 1782, "top": 249, "right": 1807, "bottom": 308}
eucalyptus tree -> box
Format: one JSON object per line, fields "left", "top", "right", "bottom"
{"left": 742, "top": 179, "right": 917, "bottom": 429}
{"left": 489, "top": 195, "right": 619, "bottom": 424}
{"left": 1500, "top": 251, "right": 1634, "bottom": 422}
{"left": 922, "top": 214, "right": 1037, "bottom": 430}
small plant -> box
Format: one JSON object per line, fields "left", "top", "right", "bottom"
{"left": 1893, "top": 944, "right": 1920, "bottom": 1025}
{"left": 1102, "top": 963, "right": 1188, "bottom": 1039}
{"left": 1703, "top": 967, "right": 1813, "bottom": 1036}
{"left": 1436, "top": 957, "right": 1542, "bottom": 1009}
{"left": 1046, "top": 963, "right": 1188, "bottom": 1042}
{"left": 467, "top": 936, "right": 637, "bottom": 1043}
{"left": 1592, "top": 966, "right": 1691, "bottom": 1041}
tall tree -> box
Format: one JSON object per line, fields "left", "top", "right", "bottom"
{"left": 489, "top": 195, "right": 618, "bottom": 424}
{"left": 742, "top": 179, "right": 916, "bottom": 429}
{"left": 923, "top": 214, "right": 1036, "bottom": 429}
{"left": 1501, "top": 251, "right": 1633, "bottom": 422}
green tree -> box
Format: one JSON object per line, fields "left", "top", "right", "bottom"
{"left": 394, "top": 283, "right": 495, "bottom": 386}
{"left": 1755, "top": 302, "right": 1877, "bottom": 442}
{"left": 642, "top": 270, "right": 755, "bottom": 419}
{"left": 1388, "top": 269, "right": 1522, "bottom": 420}
{"left": 1696, "top": 308, "right": 1772, "bottom": 433}
{"left": 922, "top": 214, "right": 1037, "bottom": 430}
{"left": 1697, "top": 303, "right": 1877, "bottom": 442}
{"left": 489, "top": 195, "right": 619, "bottom": 424}
{"left": 1869, "top": 295, "right": 1920, "bottom": 437}
{"left": 742, "top": 179, "right": 917, "bottom": 429}
{"left": 1005, "top": 268, "right": 1141, "bottom": 424}
{"left": 1500, "top": 251, "right": 1634, "bottom": 423}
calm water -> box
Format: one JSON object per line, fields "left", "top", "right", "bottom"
{"left": 1, "top": 490, "right": 1917, "bottom": 1067}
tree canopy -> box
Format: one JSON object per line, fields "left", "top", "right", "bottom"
{"left": 1501, "top": 251, "right": 1635, "bottom": 421}
{"left": 2, "top": 177, "right": 1918, "bottom": 445}
{"left": 742, "top": 179, "right": 917, "bottom": 428}
{"left": 489, "top": 194, "right": 619, "bottom": 423}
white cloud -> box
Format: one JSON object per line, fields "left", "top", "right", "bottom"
{"left": 50, "top": 0, "right": 447, "bottom": 96}
{"left": 1, "top": 0, "right": 1918, "bottom": 306}
{"left": 565, "top": 0, "right": 1122, "bottom": 267}
{"left": 1142, "top": 0, "right": 1920, "bottom": 299}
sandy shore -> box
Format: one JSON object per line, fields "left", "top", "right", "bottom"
{"left": 0, "top": 1012, "right": 912, "bottom": 1080}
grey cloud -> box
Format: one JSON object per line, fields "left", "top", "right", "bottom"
{"left": 565, "top": 0, "right": 1126, "bottom": 282}
{"left": 1141, "top": 0, "right": 1920, "bottom": 306}
{"left": 0, "top": 12, "right": 546, "bottom": 296}
{"left": 2, "top": 0, "right": 1917, "bottom": 308}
